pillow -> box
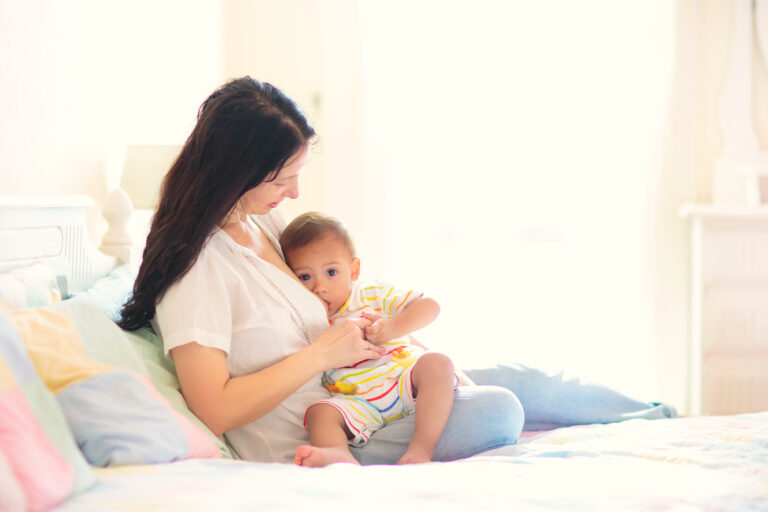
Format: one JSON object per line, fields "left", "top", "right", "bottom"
{"left": 51, "top": 300, "right": 231, "bottom": 459}
{"left": 64, "top": 268, "right": 232, "bottom": 459}
{"left": 0, "top": 450, "right": 26, "bottom": 512}
{"left": 0, "top": 261, "right": 61, "bottom": 310}
{"left": 67, "top": 263, "right": 137, "bottom": 321}
{"left": 122, "top": 325, "right": 233, "bottom": 459}
{"left": 8, "top": 301, "right": 225, "bottom": 466}
{"left": 0, "top": 305, "right": 95, "bottom": 512}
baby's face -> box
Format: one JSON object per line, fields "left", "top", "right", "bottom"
{"left": 285, "top": 234, "right": 360, "bottom": 316}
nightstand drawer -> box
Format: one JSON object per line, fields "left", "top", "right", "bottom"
{"left": 702, "top": 287, "right": 768, "bottom": 351}
{"left": 701, "top": 352, "right": 768, "bottom": 414}
{"left": 701, "top": 223, "right": 768, "bottom": 282}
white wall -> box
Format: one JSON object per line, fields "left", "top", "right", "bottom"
{"left": 348, "top": 1, "right": 676, "bottom": 404}
{"left": 0, "top": 0, "right": 224, "bottom": 239}
{"left": 308, "top": 0, "right": 768, "bottom": 409}
{"left": 220, "top": 0, "right": 373, "bottom": 262}
{"left": 2, "top": 0, "right": 767, "bottom": 412}
{"left": 221, "top": 0, "right": 328, "bottom": 222}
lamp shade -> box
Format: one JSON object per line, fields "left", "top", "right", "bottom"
{"left": 119, "top": 145, "right": 181, "bottom": 209}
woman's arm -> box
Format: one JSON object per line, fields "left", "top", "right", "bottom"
{"left": 173, "top": 318, "right": 384, "bottom": 436}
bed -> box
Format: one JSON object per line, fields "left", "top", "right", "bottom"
{"left": 1, "top": 196, "right": 767, "bottom": 512}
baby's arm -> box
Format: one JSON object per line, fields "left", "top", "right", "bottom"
{"left": 363, "top": 296, "right": 440, "bottom": 344}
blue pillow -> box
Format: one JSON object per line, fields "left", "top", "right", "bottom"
{"left": 68, "top": 264, "right": 137, "bottom": 322}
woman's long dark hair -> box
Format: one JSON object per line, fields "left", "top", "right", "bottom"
{"left": 118, "top": 77, "right": 315, "bottom": 331}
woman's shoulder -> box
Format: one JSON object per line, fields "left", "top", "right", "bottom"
{"left": 199, "top": 229, "right": 233, "bottom": 258}
{"left": 178, "top": 229, "right": 240, "bottom": 280}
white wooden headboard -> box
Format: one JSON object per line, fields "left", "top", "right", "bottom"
{"left": 0, "top": 194, "right": 133, "bottom": 294}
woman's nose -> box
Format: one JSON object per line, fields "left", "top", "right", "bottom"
{"left": 285, "top": 180, "right": 299, "bottom": 199}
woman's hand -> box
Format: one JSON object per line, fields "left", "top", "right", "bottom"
{"left": 173, "top": 319, "right": 386, "bottom": 436}
{"left": 311, "top": 317, "right": 386, "bottom": 370}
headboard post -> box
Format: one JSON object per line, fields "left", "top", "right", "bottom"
{"left": 99, "top": 188, "right": 134, "bottom": 265}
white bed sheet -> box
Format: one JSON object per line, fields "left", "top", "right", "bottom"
{"left": 54, "top": 412, "right": 768, "bottom": 512}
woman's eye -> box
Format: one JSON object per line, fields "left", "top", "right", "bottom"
{"left": 327, "top": 269, "right": 337, "bottom": 277}
{"left": 298, "top": 274, "right": 311, "bottom": 281}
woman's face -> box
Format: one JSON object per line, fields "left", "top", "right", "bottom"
{"left": 239, "top": 146, "right": 311, "bottom": 215}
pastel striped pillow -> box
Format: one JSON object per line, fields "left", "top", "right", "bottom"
{"left": 0, "top": 449, "right": 26, "bottom": 512}
{"left": 8, "top": 302, "right": 223, "bottom": 466}
{"left": 0, "top": 306, "right": 95, "bottom": 512}
{"left": 0, "top": 261, "right": 61, "bottom": 310}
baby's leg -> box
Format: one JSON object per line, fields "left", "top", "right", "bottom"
{"left": 398, "top": 352, "right": 456, "bottom": 464}
{"left": 295, "top": 403, "right": 360, "bottom": 467}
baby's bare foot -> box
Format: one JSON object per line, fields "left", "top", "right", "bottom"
{"left": 397, "top": 443, "right": 433, "bottom": 465}
{"left": 294, "top": 445, "right": 360, "bottom": 468}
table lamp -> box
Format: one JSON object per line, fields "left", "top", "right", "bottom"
{"left": 119, "top": 145, "right": 181, "bottom": 210}
{"left": 100, "top": 145, "right": 181, "bottom": 264}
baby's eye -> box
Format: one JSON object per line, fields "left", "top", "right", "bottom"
{"left": 327, "top": 269, "right": 337, "bottom": 277}
{"left": 298, "top": 274, "right": 311, "bottom": 281}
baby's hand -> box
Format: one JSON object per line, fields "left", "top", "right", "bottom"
{"left": 361, "top": 312, "right": 393, "bottom": 344}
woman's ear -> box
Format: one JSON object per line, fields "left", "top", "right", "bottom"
{"left": 351, "top": 258, "right": 361, "bottom": 281}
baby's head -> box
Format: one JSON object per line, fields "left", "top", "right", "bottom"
{"left": 280, "top": 212, "right": 360, "bottom": 316}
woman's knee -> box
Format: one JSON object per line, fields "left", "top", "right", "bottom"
{"left": 460, "top": 385, "right": 524, "bottom": 440}
{"left": 432, "top": 385, "right": 524, "bottom": 461}
{"left": 357, "top": 385, "right": 525, "bottom": 464}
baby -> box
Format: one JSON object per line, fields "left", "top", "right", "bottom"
{"left": 280, "top": 211, "right": 456, "bottom": 466}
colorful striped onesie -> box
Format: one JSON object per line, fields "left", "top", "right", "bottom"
{"left": 304, "top": 280, "right": 427, "bottom": 446}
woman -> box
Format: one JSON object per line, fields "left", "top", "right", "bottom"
{"left": 119, "top": 77, "right": 674, "bottom": 465}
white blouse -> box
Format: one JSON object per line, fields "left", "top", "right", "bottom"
{"left": 153, "top": 209, "right": 331, "bottom": 463}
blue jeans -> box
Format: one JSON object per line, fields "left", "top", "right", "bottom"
{"left": 352, "top": 363, "right": 677, "bottom": 465}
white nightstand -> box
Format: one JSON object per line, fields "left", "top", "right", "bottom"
{"left": 680, "top": 204, "right": 768, "bottom": 415}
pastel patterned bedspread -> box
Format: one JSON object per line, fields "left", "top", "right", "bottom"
{"left": 55, "top": 412, "right": 768, "bottom": 511}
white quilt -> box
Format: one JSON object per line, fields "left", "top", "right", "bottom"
{"left": 55, "top": 412, "right": 768, "bottom": 511}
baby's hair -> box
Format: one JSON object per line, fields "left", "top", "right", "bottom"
{"left": 280, "top": 211, "right": 357, "bottom": 259}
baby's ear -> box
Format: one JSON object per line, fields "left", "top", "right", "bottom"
{"left": 351, "top": 258, "right": 361, "bottom": 281}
